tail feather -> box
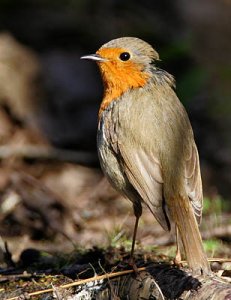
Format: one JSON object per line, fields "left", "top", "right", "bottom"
{"left": 170, "top": 196, "right": 211, "bottom": 275}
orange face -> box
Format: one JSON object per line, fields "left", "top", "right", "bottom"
{"left": 96, "top": 47, "right": 150, "bottom": 116}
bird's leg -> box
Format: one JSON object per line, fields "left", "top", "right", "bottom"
{"left": 126, "top": 203, "right": 142, "bottom": 273}
{"left": 174, "top": 225, "right": 182, "bottom": 266}
{"left": 117, "top": 215, "right": 140, "bottom": 272}
{"left": 130, "top": 215, "right": 140, "bottom": 262}
{"left": 128, "top": 215, "right": 140, "bottom": 273}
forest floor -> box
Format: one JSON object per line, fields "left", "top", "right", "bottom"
{"left": 0, "top": 103, "right": 230, "bottom": 299}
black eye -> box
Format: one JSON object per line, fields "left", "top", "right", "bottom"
{"left": 119, "top": 52, "right": 130, "bottom": 61}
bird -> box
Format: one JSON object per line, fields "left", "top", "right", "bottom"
{"left": 81, "top": 37, "right": 211, "bottom": 275}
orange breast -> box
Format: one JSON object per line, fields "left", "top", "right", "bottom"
{"left": 96, "top": 48, "right": 150, "bottom": 117}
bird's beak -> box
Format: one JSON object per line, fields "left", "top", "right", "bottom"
{"left": 80, "top": 53, "right": 106, "bottom": 62}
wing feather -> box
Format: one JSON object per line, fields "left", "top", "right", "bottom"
{"left": 119, "top": 145, "right": 170, "bottom": 231}
{"left": 185, "top": 143, "right": 203, "bottom": 223}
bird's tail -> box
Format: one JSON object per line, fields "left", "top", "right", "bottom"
{"left": 170, "top": 196, "right": 211, "bottom": 275}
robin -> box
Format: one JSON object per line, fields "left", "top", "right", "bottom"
{"left": 81, "top": 37, "right": 211, "bottom": 275}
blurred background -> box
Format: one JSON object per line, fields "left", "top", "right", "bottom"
{"left": 0, "top": 0, "right": 230, "bottom": 265}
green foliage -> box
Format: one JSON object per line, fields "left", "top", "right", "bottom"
{"left": 159, "top": 40, "right": 209, "bottom": 106}
{"left": 106, "top": 226, "right": 132, "bottom": 251}
{"left": 160, "top": 40, "right": 191, "bottom": 61}
{"left": 203, "top": 195, "right": 229, "bottom": 215}
{"left": 177, "top": 67, "right": 208, "bottom": 104}
{"left": 203, "top": 239, "right": 223, "bottom": 257}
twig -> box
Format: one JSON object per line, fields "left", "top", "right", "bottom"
{"left": 0, "top": 145, "right": 97, "bottom": 165}
{"left": 203, "top": 225, "right": 231, "bottom": 240}
{"left": 180, "top": 258, "right": 231, "bottom": 264}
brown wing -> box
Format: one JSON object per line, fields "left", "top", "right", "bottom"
{"left": 184, "top": 143, "right": 203, "bottom": 224}
{"left": 119, "top": 145, "right": 170, "bottom": 231}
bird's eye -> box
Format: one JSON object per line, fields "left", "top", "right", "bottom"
{"left": 119, "top": 52, "right": 130, "bottom": 61}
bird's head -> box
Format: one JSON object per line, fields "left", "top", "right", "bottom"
{"left": 81, "top": 37, "right": 159, "bottom": 91}
{"left": 81, "top": 37, "right": 160, "bottom": 114}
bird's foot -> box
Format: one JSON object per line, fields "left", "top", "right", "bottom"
{"left": 128, "top": 257, "right": 139, "bottom": 274}
{"left": 173, "top": 251, "right": 183, "bottom": 268}
{"left": 117, "top": 257, "right": 139, "bottom": 275}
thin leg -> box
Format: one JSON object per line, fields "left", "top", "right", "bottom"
{"left": 174, "top": 225, "right": 182, "bottom": 265}
{"left": 130, "top": 216, "right": 140, "bottom": 261}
